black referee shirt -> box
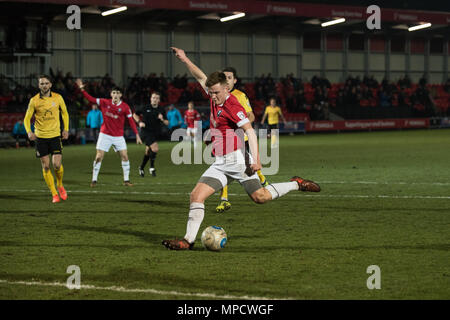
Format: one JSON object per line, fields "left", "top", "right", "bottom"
{"left": 135, "top": 105, "right": 167, "bottom": 133}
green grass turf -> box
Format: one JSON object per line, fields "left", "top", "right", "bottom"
{"left": 0, "top": 129, "right": 449, "bottom": 299}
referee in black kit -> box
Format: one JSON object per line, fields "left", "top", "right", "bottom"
{"left": 133, "top": 91, "right": 168, "bottom": 177}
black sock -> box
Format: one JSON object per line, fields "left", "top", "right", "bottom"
{"left": 140, "top": 154, "right": 150, "bottom": 169}
{"left": 149, "top": 151, "right": 157, "bottom": 168}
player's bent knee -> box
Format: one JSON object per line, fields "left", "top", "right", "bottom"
{"left": 250, "top": 189, "right": 269, "bottom": 204}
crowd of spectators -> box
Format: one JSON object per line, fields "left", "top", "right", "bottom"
{"left": 1, "top": 70, "right": 449, "bottom": 123}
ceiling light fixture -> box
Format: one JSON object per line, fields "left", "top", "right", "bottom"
{"left": 101, "top": 6, "right": 127, "bottom": 16}
{"left": 220, "top": 12, "right": 245, "bottom": 22}
{"left": 408, "top": 22, "right": 432, "bottom": 32}
{"left": 321, "top": 17, "right": 346, "bottom": 27}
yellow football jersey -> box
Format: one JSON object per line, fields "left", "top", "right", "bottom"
{"left": 264, "top": 105, "right": 282, "bottom": 125}
{"left": 231, "top": 88, "right": 252, "bottom": 141}
{"left": 24, "top": 92, "right": 69, "bottom": 138}
{"left": 231, "top": 89, "right": 252, "bottom": 114}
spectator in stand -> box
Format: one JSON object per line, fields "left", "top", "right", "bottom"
{"left": 178, "top": 85, "right": 193, "bottom": 104}
{"left": 166, "top": 104, "right": 183, "bottom": 137}
{"left": 12, "top": 119, "right": 29, "bottom": 148}
{"left": 295, "top": 87, "right": 306, "bottom": 112}
{"left": 379, "top": 88, "right": 391, "bottom": 108}
{"left": 86, "top": 103, "right": 103, "bottom": 143}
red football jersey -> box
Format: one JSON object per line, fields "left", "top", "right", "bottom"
{"left": 209, "top": 94, "right": 250, "bottom": 156}
{"left": 184, "top": 109, "right": 201, "bottom": 128}
{"left": 82, "top": 91, "right": 138, "bottom": 137}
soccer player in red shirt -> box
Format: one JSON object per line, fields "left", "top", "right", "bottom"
{"left": 184, "top": 101, "right": 201, "bottom": 148}
{"left": 162, "top": 47, "right": 321, "bottom": 250}
{"left": 76, "top": 79, "right": 142, "bottom": 187}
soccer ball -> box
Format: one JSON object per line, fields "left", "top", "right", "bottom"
{"left": 201, "top": 226, "right": 227, "bottom": 251}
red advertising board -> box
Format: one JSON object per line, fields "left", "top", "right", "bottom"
{"left": 307, "top": 118, "right": 430, "bottom": 132}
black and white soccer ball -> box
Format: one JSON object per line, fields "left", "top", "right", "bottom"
{"left": 201, "top": 226, "right": 227, "bottom": 251}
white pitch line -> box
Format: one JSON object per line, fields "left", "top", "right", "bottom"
{"left": 0, "top": 188, "right": 449, "bottom": 200}
{"left": 110, "top": 181, "right": 450, "bottom": 186}
{"left": 318, "top": 181, "right": 450, "bottom": 186}
{"left": 0, "top": 279, "right": 288, "bottom": 300}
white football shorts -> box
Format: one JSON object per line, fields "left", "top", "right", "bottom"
{"left": 96, "top": 132, "right": 127, "bottom": 152}
{"left": 186, "top": 127, "right": 198, "bottom": 137}
{"left": 199, "top": 149, "right": 261, "bottom": 194}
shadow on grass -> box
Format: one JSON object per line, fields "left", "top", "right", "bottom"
{"left": 0, "top": 240, "right": 150, "bottom": 251}
{"left": 230, "top": 243, "right": 450, "bottom": 252}
{"left": 57, "top": 224, "right": 172, "bottom": 245}
{"left": 0, "top": 194, "right": 41, "bottom": 202}
{"left": 120, "top": 199, "right": 184, "bottom": 207}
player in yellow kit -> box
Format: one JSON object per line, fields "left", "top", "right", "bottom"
{"left": 24, "top": 75, "right": 69, "bottom": 203}
{"left": 215, "top": 67, "right": 269, "bottom": 213}
{"left": 260, "top": 97, "right": 286, "bottom": 147}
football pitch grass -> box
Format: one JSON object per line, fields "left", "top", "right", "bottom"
{"left": 0, "top": 129, "right": 449, "bottom": 300}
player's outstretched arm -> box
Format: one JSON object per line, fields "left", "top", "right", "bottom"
{"left": 76, "top": 78, "right": 97, "bottom": 104}
{"left": 171, "top": 47, "right": 208, "bottom": 92}
{"left": 24, "top": 100, "right": 36, "bottom": 141}
{"left": 241, "top": 122, "right": 261, "bottom": 174}
{"left": 260, "top": 110, "right": 267, "bottom": 124}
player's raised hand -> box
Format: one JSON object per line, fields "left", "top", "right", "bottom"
{"left": 75, "top": 78, "right": 84, "bottom": 89}
{"left": 171, "top": 47, "right": 187, "bottom": 62}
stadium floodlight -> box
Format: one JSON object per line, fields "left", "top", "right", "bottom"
{"left": 220, "top": 12, "right": 245, "bottom": 22}
{"left": 321, "top": 17, "right": 346, "bottom": 27}
{"left": 408, "top": 23, "right": 432, "bottom": 32}
{"left": 101, "top": 6, "right": 127, "bottom": 16}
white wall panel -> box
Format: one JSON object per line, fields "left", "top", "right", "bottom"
{"left": 200, "top": 33, "right": 223, "bottom": 52}
{"left": 410, "top": 54, "right": 425, "bottom": 71}
{"left": 228, "top": 34, "right": 249, "bottom": 53}
{"left": 325, "top": 52, "right": 343, "bottom": 70}
{"left": 143, "top": 53, "right": 167, "bottom": 75}
{"left": 369, "top": 53, "right": 385, "bottom": 71}
{"left": 390, "top": 54, "right": 406, "bottom": 71}
{"left": 303, "top": 51, "right": 321, "bottom": 70}
{"left": 279, "top": 35, "right": 297, "bottom": 54}
{"left": 228, "top": 54, "right": 249, "bottom": 78}
{"left": 172, "top": 32, "right": 195, "bottom": 52}
{"left": 254, "top": 55, "right": 273, "bottom": 75}
{"left": 143, "top": 30, "right": 167, "bottom": 51}
{"left": 429, "top": 55, "right": 443, "bottom": 72}
{"left": 279, "top": 55, "right": 298, "bottom": 77}
{"left": 348, "top": 52, "right": 364, "bottom": 70}
{"left": 51, "top": 51, "right": 77, "bottom": 74}
{"left": 83, "top": 29, "right": 108, "bottom": 49}
{"left": 84, "top": 52, "right": 108, "bottom": 77}
{"left": 255, "top": 34, "right": 273, "bottom": 54}
{"left": 53, "top": 27, "right": 76, "bottom": 48}
{"left": 201, "top": 54, "right": 223, "bottom": 73}
{"left": 115, "top": 30, "right": 137, "bottom": 52}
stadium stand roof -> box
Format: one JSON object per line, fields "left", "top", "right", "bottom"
{"left": 0, "top": 0, "right": 448, "bottom": 36}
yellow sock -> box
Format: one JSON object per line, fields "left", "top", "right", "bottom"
{"left": 257, "top": 170, "right": 267, "bottom": 184}
{"left": 220, "top": 186, "right": 228, "bottom": 201}
{"left": 54, "top": 165, "right": 64, "bottom": 188}
{"left": 271, "top": 134, "right": 277, "bottom": 147}
{"left": 43, "top": 169, "right": 58, "bottom": 196}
